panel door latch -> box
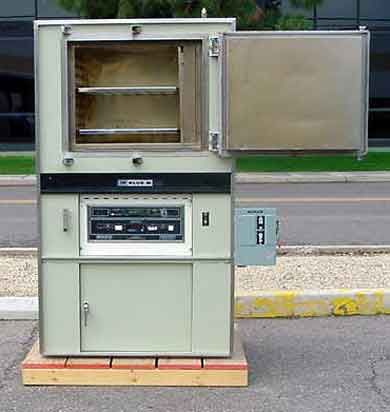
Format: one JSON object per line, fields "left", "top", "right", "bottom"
{"left": 62, "top": 209, "right": 71, "bottom": 232}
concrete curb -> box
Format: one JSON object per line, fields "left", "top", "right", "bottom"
{"left": 0, "top": 248, "right": 37, "bottom": 256}
{"left": 2, "top": 290, "right": 390, "bottom": 320}
{"left": 278, "top": 245, "right": 390, "bottom": 256}
{"left": 235, "top": 289, "right": 390, "bottom": 318}
{"left": 236, "top": 172, "right": 390, "bottom": 184}
{"left": 4, "top": 245, "right": 390, "bottom": 257}
{"left": 0, "top": 297, "right": 38, "bottom": 320}
{"left": 0, "top": 175, "right": 36, "bottom": 187}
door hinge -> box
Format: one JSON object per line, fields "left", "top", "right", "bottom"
{"left": 209, "top": 131, "right": 221, "bottom": 152}
{"left": 209, "top": 36, "right": 220, "bottom": 57}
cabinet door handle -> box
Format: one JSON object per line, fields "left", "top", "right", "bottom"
{"left": 62, "top": 209, "right": 71, "bottom": 232}
{"left": 83, "top": 301, "right": 90, "bottom": 327}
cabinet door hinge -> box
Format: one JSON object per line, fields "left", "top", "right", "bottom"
{"left": 209, "top": 36, "right": 220, "bottom": 57}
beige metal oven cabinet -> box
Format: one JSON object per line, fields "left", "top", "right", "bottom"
{"left": 35, "top": 19, "right": 369, "bottom": 357}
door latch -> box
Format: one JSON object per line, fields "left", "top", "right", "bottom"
{"left": 62, "top": 209, "right": 71, "bottom": 232}
{"left": 83, "top": 301, "right": 90, "bottom": 327}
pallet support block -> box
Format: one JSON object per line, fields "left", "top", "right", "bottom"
{"left": 21, "top": 333, "right": 248, "bottom": 387}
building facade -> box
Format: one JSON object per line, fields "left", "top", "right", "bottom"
{"left": 0, "top": 0, "right": 389, "bottom": 150}
{"left": 0, "top": 0, "right": 76, "bottom": 150}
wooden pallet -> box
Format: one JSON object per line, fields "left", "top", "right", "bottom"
{"left": 21, "top": 335, "right": 248, "bottom": 387}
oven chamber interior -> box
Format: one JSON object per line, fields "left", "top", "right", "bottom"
{"left": 67, "top": 40, "right": 204, "bottom": 151}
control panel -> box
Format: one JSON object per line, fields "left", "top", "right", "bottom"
{"left": 88, "top": 206, "right": 184, "bottom": 242}
{"left": 80, "top": 195, "right": 192, "bottom": 257}
{"left": 235, "top": 207, "right": 278, "bottom": 266}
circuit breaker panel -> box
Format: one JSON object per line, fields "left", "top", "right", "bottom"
{"left": 235, "top": 208, "right": 278, "bottom": 266}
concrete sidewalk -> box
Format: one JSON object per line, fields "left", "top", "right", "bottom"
{"left": 0, "top": 297, "right": 37, "bottom": 320}
{"left": 237, "top": 171, "right": 390, "bottom": 184}
{"left": 0, "top": 175, "right": 36, "bottom": 187}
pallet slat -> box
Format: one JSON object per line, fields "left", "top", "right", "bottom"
{"left": 22, "top": 368, "right": 247, "bottom": 387}
{"left": 66, "top": 357, "right": 111, "bottom": 369}
{"left": 158, "top": 358, "right": 202, "bottom": 370}
{"left": 112, "top": 357, "right": 155, "bottom": 370}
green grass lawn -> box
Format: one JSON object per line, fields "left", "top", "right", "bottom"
{"left": 1, "top": 152, "right": 390, "bottom": 174}
{"left": 237, "top": 152, "right": 390, "bottom": 173}
{"left": 0, "top": 155, "right": 35, "bottom": 175}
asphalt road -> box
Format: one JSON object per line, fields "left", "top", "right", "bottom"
{"left": 2, "top": 317, "right": 390, "bottom": 412}
{"left": 237, "top": 182, "right": 390, "bottom": 245}
{"left": 1, "top": 182, "right": 390, "bottom": 246}
{"left": 0, "top": 186, "right": 36, "bottom": 247}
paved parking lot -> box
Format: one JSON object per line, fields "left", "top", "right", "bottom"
{"left": 2, "top": 317, "right": 390, "bottom": 412}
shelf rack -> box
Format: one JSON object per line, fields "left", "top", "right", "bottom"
{"left": 78, "top": 128, "right": 179, "bottom": 136}
{"left": 77, "top": 86, "right": 178, "bottom": 96}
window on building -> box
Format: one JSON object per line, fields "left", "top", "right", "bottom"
{"left": 315, "top": 19, "right": 357, "bottom": 29}
{"left": 316, "top": 0, "right": 357, "bottom": 19}
{"left": 0, "top": 20, "right": 34, "bottom": 150}
{"left": 360, "top": 0, "right": 390, "bottom": 20}
{"left": 368, "top": 29, "right": 390, "bottom": 144}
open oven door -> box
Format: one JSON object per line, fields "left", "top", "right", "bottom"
{"left": 217, "top": 30, "right": 370, "bottom": 156}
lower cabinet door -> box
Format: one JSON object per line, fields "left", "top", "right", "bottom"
{"left": 80, "top": 263, "right": 192, "bottom": 353}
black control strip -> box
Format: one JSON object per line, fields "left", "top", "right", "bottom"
{"left": 40, "top": 173, "right": 231, "bottom": 194}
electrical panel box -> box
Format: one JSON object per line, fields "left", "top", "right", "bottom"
{"left": 235, "top": 208, "right": 278, "bottom": 266}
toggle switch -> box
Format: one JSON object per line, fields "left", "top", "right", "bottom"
{"left": 202, "top": 212, "right": 210, "bottom": 227}
{"left": 257, "top": 231, "right": 264, "bottom": 245}
{"left": 257, "top": 216, "right": 265, "bottom": 229}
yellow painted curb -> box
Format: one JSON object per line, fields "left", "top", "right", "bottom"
{"left": 235, "top": 289, "right": 390, "bottom": 318}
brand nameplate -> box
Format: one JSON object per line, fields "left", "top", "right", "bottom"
{"left": 117, "top": 179, "right": 153, "bottom": 187}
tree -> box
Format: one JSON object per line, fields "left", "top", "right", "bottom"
{"left": 276, "top": 14, "right": 312, "bottom": 30}
{"left": 58, "top": 0, "right": 319, "bottom": 30}
{"left": 58, "top": 0, "right": 119, "bottom": 18}
{"left": 57, "top": 0, "right": 282, "bottom": 30}
{"left": 117, "top": 0, "right": 173, "bottom": 19}
{"left": 168, "top": 0, "right": 259, "bottom": 30}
